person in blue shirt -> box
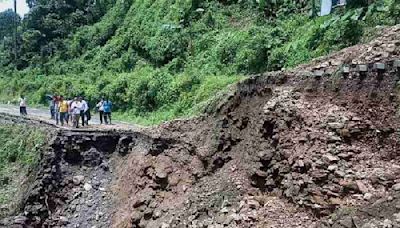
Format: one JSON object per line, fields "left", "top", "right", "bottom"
{"left": 103, "top": 98, "right": 113, "bottom": 125}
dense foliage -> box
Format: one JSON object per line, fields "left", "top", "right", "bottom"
{"left": 0, "top": 0, "right": 399, "bottom": 124}
{"left": 0, "top": 9, "right": 19, "bottom": 40}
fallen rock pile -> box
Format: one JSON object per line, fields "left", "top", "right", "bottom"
{"left": 111, "top": 25, "right": 400, "bottom": 227}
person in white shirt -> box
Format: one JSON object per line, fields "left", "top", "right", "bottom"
{"left": 80, "top": 97, "right": 90, "bottom": 126}
{"left": 67, "top": 98, "right": 73, "bottom": 124}
{"left": 19, "top": 95, "right": 27, "bottom": 116}
{"left": 70, "top": 97, "right": 82, "bottom": 128}
{"left": 96, "top": 98, "right": 104, "bottom": 124}
{"left": 54, "top": 96, "right": 60, "bottom": 125}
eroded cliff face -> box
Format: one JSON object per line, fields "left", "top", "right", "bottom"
{"left": 1, "top": 25, "right": 400, "bottom": 228}
{"left": 111, "top": 25, "right": 400, "bottom": 228}
{"left": 0, "top": 120, "right": 174, "bottom": 228}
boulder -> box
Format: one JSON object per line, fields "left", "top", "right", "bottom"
{"left": 364, "top": 193, "right": 373, "bottom": 201}
{"left": 247, "top": 199, "right": 260, "bottom": 209}
{"left": 356, "top": 180, "right": 368, "bottom": 194}
{"left": 83, "top": 183, "right": 92, "bottom": 191}
{"left": 72, "top": 175, "right": 85, "bottom": 185}
{"left": 328, "top": 165, "right": 338, "bottom": 171}
{"left": 392, "top": 183, "right": 400, "bottom": 191}
{"left": 339, "top": 180, "right": 360, "bottom": 193}
{"left": 327, "top": 122, "right": 344, "bottom": 130}
{"left": 324, "top": 154, "right": 340, "bottom": 163}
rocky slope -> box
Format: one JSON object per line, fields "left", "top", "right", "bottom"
{"left": 111, "top": 25, "right": 400, "bottom": 228}
{"left": 1, "top": 25, "right": 400, "bottom": 228}
{"left": 0, "top": 116, "right": 170, "bottom": 228}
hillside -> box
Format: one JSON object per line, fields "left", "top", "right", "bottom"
{"left": 0, "top": 24, "right": 399, "bottom": 228}
{"left": 0, "top": 0, "right": 399, "bottom": 124}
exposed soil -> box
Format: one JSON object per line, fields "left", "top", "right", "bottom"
{"left": 111, "top": 25, "right": 400, "bottom": 227}
{"left": 1, "top": 25, "right": 400, "bottom": 228}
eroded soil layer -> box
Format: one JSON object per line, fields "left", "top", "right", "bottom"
{"left": 111, "top": 25, "right": 400, "bottom": 228}
{"left": 0, "top": 128, "right": 174, "bottom": 228}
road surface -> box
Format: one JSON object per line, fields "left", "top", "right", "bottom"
{"left": 0, "top": 104, "right": 141, "bottom": 131}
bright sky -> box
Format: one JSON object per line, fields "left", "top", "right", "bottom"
{"left": 0, "top": 0, "right": 30, "bottom": 16}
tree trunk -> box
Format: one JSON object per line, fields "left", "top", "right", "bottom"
{"left": 13, "top": 0, "right": 17, "bottom": 62}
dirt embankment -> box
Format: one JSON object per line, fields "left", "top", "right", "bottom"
{"left": 110, "top": 25, "right": 400, "bottom": 228}
{"left": 1, "top": 25, "right": 400, "bottom": 228}
{"left": 0, "top": 120, "right": 173, "bottom": 228}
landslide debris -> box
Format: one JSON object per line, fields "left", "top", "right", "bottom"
{"left": 111, "top": 25, "right": 400, "bottom": 228}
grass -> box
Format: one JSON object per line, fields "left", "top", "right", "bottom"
{"left": 0, "top": 124, "right": 47, "bottom": 217}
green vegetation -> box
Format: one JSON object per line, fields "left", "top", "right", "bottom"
{"left": 0, "top": 124, "right": 46, "bottom": 216}
{"left": 0, "top": 9, "right": 20, "bottom": 40}
{"left": 0, "top": 0, "right": 399, "bottom": 125}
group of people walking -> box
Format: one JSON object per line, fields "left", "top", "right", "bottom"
{"left": 49, "top": 96, "right": 113, "bottom": 128}
{"left": 17, "top": 95, "right": 113, "bottom": 128}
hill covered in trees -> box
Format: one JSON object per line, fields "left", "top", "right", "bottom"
{"left": 0, "top": 0, "right": 399, "bottom": 124}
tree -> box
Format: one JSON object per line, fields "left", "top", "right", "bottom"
{"left": 0, "top": 9, "right": 20, "bottom": 40}
{"left": 21, "top": 0, "right": 116, "bottom": 57}
{"left": 14, "top": 0, "right": 18, "bottom": 60}
{"left": 312, "top": 0, "right": 317, "bottom": 17}
{"left": 389, "top": 0, "right": 400, "bottom": 23}
{"left": 347, "top": 0, "right": 369, "bottom": 8}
